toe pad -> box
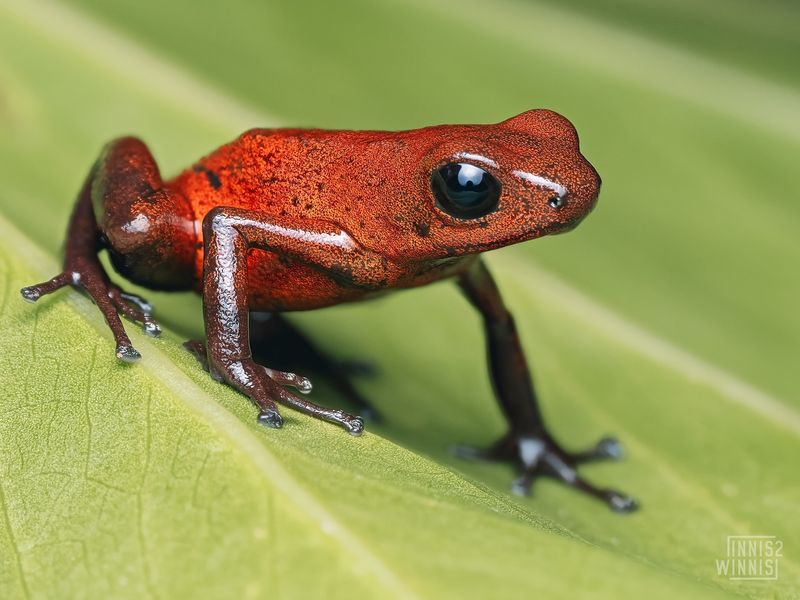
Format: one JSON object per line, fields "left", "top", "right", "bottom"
{"left": 258, "top": 409, "right": 284, "bottom": 429}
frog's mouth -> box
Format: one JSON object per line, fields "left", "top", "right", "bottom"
{"left": 548, "top": 215, "right": 586, "bottom": 235}
{"left": 549, "top": 190, "right": 599, "bottom": 235}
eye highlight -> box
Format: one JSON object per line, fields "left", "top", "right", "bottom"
{"left": 431, "top": 162, "right": 501, "bottom": 220}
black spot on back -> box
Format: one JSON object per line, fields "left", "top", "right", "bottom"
{"left": 413, "top": 222, "right": 430, "bottom": 237}
{"left": 204, "top": 169, "right": 221, "bottom": 190}
{"left": 193, "top": 164, "right": 221, "bottom": 190}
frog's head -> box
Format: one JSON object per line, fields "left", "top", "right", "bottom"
{"left": 412, "top": 109, "right": 601, "bottom": 257}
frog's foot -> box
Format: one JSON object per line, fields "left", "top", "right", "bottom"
{"left": 108, "top": 286, "right": 161, "bottom": 337}
{"left": 184, "top": 340, "right": 363, "bottom": 434}
{"left": 184, "top": 339, "right": 312, "bottom": 392}
{"left": 249, "top": 313, "right": 382, "bottom": 422}
{"left": 21, "top": 261, "right": 160, "bottom": 362}
{"left": 451, "top": 432, "right": 638, "bottom": 513}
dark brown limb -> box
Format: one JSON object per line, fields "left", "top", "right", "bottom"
{"left": 453, "top": 259, "right": 637, "bottom": 513}
{"left": 200, "top": 206, "right": 389, "bottom": 433}
{"left": 457, "top": 258, "right": 543, "bottom": 434}
{"left": 109, "top": 285, "right": 161, "bottom": 337}
{"left": 249, "top": 313, "right": 381, "bottom": 421}
{"left": 186, "top": 312, "right": 381, "bottom": 421}
{"left": 185, "top": 338, "right": 313, "bottom": 393}
{"left": 20, "top": 151, "right": 163, "bottom": 361}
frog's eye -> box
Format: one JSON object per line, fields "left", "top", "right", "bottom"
{"left": 431, "top": 162, "right": 501, "bottom": 220}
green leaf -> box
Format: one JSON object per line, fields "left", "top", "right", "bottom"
{"left": 1, "top": 0, "right": 798, "bottom": 598}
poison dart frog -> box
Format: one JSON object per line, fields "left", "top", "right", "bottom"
{"left": 21, "top": 110, "right": 637, "bottom": 512}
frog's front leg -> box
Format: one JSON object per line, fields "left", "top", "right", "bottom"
{"left": 248, "top": 313, "right": 382, "bottom": 421}
{"left": 200, "top": 206, "right": 388, "bottom": 434}
{"left": 453, "top": 259, "right": 638, "bottom": 513}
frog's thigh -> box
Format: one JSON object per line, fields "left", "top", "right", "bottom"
{"left": 92, "top": 137, "right": 196, "bottom": 290}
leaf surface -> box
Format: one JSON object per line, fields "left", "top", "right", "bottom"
{"left": 0, "top": 0, "right": 797, "bottom": 598}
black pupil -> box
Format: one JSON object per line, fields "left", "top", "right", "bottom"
{"left": 431, "top": 162, "right": 500, "bottom": 219}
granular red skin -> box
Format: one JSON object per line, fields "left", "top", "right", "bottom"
{"left": 157, "top": 110, "right": 600, "bottom": 311}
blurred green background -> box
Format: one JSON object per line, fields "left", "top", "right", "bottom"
{"left": 0, "top": 0, "right": 798, "bottom": 598}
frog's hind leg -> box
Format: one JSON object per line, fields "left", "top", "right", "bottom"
{"left": 20, "top": 171, "right": 149, "bottom": 361}
{"left": 19, "top": 138, "right": 178, "bottom": 361}
{"left": 249, "top": 312, "right": 382, "bottom": 421}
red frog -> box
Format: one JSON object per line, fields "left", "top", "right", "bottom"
{"left": 21, "top": 110, "right": 637, "bottom": 512}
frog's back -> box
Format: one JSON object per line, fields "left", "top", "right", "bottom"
{"left": 172, "top": 128, "right": 412, "bottom": 218}
{"left": 168, "top": 128, "right": 458, "bottom": 311}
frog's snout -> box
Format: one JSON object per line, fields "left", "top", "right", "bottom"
{"left": 551, "top": 179, "right": 599, "bottom": 236}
